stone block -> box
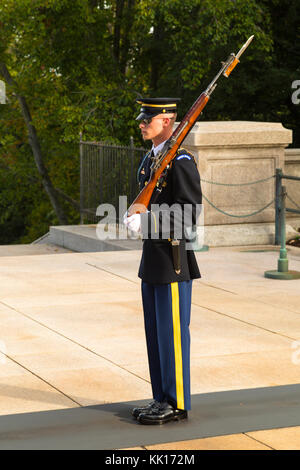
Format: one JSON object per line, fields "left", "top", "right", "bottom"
{"left": 179, "top": 121, "right": 293, "bottom": 226}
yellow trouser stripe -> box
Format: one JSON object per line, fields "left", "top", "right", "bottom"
{"left": 171, "top": 282, "right": 184, "bottom": 410}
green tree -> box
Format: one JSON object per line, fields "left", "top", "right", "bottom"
{"left": 0, "top": 0, "right": 298, "bottom": 243}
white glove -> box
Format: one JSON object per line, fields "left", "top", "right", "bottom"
{"left": 123, "top": 213, "right": 141, "bottom": 233}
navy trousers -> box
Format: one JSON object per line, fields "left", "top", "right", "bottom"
{"left": 141, "top": 280, "right": 192, "bottom": 410}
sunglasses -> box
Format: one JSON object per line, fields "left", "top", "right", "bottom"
{"left": 140, "top": 116, "right": 173, "bottom": 126}
{"left": 140, "top": 117, "right": 154, "bottom": 126}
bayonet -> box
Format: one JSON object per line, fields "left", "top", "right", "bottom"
{"left": 128, "top": 35, "right": 255, "bottom": 216}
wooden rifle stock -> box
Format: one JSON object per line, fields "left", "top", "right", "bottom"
{"left": 128, "top": 92, "right": 209, "bottom": 216}
{"left": 127, "top": 35, "right": 254, "bottom": 217}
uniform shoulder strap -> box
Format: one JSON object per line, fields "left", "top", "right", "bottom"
{"left": 175, "top": 147, "right": 197, "bottom": 167}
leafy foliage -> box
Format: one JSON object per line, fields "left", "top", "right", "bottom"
{"left": 0, "top": 0, "right": 299, "bottom": 243}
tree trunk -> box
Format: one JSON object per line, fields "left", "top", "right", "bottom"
{"left": 119, "top": 0, "right": 135, "bottom": 76}
{"left": 150, "top": 9, "right": 165, "bottom": 92}
{"left": 113, "top": 0, "right": 125, "bottom": 65}
{"left": 0, "top": 62, "right": 68, "bottom": 225}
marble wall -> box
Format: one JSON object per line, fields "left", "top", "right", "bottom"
{"left": 179, "top": 121, "right": 293, "bottom": 226}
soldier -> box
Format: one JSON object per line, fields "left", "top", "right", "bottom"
{"left": 123, "top": 98, "right": 202, "bottom": 425}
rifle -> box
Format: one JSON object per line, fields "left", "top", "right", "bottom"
{"left": 127, "top": 35, "right": 254, "bottom": 217}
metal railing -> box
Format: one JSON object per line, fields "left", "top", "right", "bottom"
{"left": 265, "top": 168, "right": 300, "bottom": 279}
{"left": 275, "top": 168, "right": 300, "bottom": 245}
{"left": 79, "top": 135, "right": 147, "bottom": 223}
{"left": 79, "top": 138, "right": 300, "bottom": 257}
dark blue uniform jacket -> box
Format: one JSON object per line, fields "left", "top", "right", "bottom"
{"left": 137, "top": 148, "right": 202, "bottom": 284}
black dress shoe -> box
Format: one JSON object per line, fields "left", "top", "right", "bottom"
{"left": 137, "top": 402, "right": 188, "bottom": 425}
{"left": 131, "top": 400, "right": 161, "bottom": 419}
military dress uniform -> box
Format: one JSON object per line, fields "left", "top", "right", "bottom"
{"left": 137, "top": 146, "right": 202, "bottom": 414}
{"left": 133, "top": 99, "right": 202, "bottom": 421}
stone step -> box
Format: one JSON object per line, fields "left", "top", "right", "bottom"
{"left": 0, "top": 243, "right": 72, "bottom": 256}
{"left": 46, "top": 222, "right": 300, "bottom": 252}
{"left": 48, "top": 224, "right": 142, "bottom": 252}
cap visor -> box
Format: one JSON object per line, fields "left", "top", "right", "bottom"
{"left": 136, "top": 111, "right": 155, "bottom": 120}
